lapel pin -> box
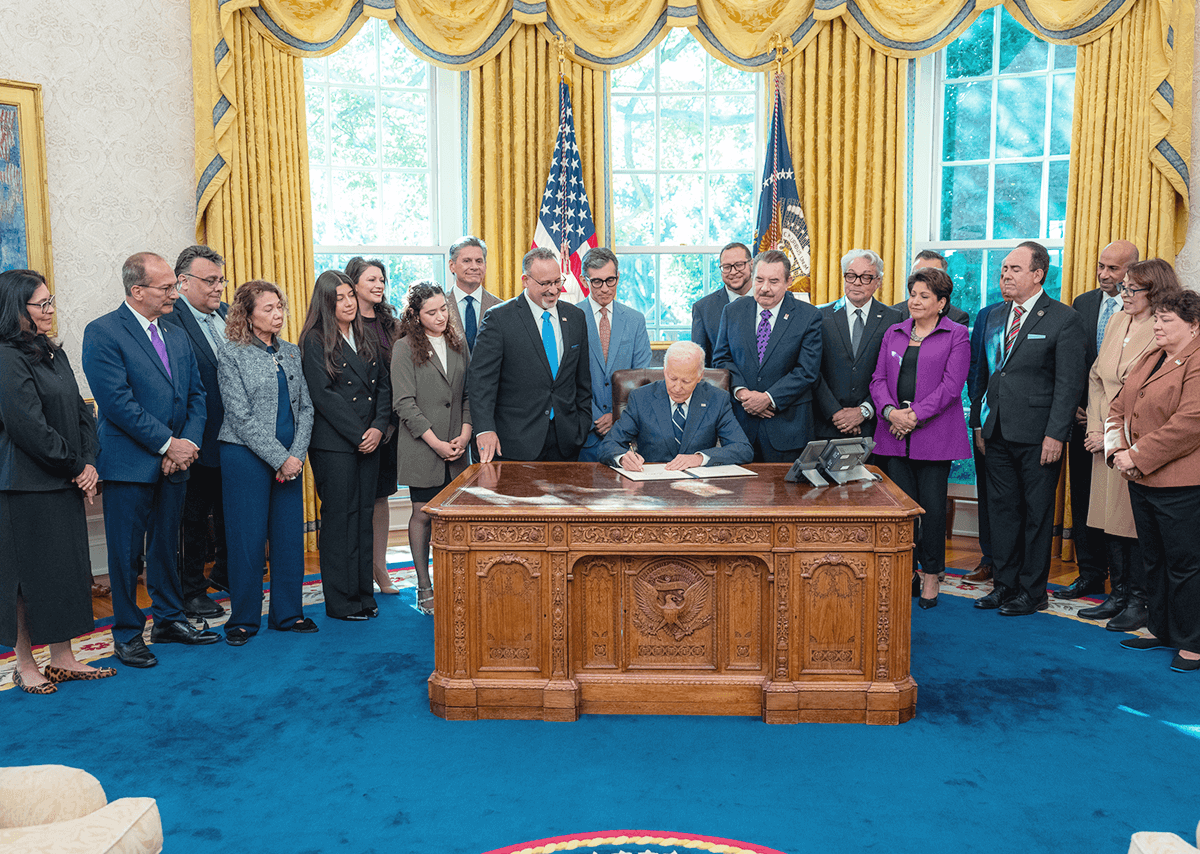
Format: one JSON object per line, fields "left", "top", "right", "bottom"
{"left": 783, "top": 313, "right": 789, "bottom": 320}
{"left": 1037, "top": 310, "right": 1045, "bottom": 317}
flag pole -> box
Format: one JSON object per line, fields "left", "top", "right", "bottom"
{"left": 555, "top": 35, "right": 570, "bottom": 281}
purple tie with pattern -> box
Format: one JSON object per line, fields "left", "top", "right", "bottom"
{"left": 149, "top": 322, "right": 171, "bottom": 377}
{"left": 756, "top": 309, "right": 771, "bottom": 363}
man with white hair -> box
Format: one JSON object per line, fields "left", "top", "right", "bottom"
{"left": 598, "top": 341, "right": 752, "bottom": 470}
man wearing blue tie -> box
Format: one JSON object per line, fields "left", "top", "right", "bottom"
{"left": 578, "top": 247, "right": 653, "bottom": 462}
{"left": 444, "top": 236, "right": 500, "bottom": 354}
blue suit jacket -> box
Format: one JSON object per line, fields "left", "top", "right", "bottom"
{"left": 579, "top": 299, "right": 653, "bottom": 461}
{"left": 597, "top": 379, "right": 752, "bottom": 467}
{"left": 82, "top": 303, "right": 206, "bottom": 484}
{"left": 692, "top": 287, "right": 741, "bottom": 367}
{"left": 160, "top": 301, "right": 228, "bottom": 467}
{"left": 711, "top": 291, "right": 823, "bottom": 454}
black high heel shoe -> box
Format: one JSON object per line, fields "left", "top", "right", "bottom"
{"left": 918, "top": 596, "right": 939, "bottom": 610}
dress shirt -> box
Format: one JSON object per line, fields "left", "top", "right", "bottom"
{"left": 121, "top": 301, "right": 197, "bottom": 455}
{"left": 724, "top": 286, "right": 746, "bottom": 303}
{"left": 734, "top": 299, "right": 782, "bottom": 407}
{"left": 1097, "top": 292, "right": 1123, "bottom": 337}
{"left": 844, "top": 298, "right": 874, "bottom": 344}
{"left": 586, "top": 296, "right": 613, "bottom": 330}
{"left": 429, "top": 333, "right": 448, "bottom": 372}
{"left": 452, "top": 285, "right": 484, "bottom": 323}
{"left": 340, "top": 327, "right": 356, "bottom": 352}
{"left": 524, "top": 292, "right": 563, "bottom": 361}
{"left": 178, "top": 295, "right": 226, "bottom": 354}
{"left": 1007, "top": 288, "right": 1044, "bottom": 331}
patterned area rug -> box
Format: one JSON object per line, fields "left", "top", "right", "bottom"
{"left": 483, "top": 831, "right": 789, "bottom": 854}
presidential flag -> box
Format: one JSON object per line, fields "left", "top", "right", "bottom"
{"left": 531, "top": 79, "right": 598, "bottom": 304}
{"left": 753, "top": 85, "right": 811, "bottom": 293}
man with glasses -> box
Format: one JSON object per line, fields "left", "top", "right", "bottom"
{"left": 468, "top": 247, "right": 592, "bottom": 462}
{"left": 814, "top": 249, "right": 901, "bottom": 443}
{"left": 82, "top": 252, "right": 217, "bottom": 668}
{"left": 692, "top": 242, "right": 753, "bottom": 366}
{"left": 160, "top": 245, "right": 230, "bottom": 619}
{"left": 577, "top": 247, "right": 652, "bottom": 462}
{"left": 893, "top": 250, "right": 970, "bottom": 325}
{"left": 445, "top": 236, "right": 500, "bottom": 353}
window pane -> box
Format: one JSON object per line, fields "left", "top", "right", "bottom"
{"left": 660, "top": 95, "right": 705, "bottom": 169}
{"left": 945, "top": 11, "right": 994, "bottom": 79}
{"left": 1049, "top": 74, "right": 1074, "bottom": 156}
{"left": 709, "top": 95, "right": 755, "bottom": 168}
{"left": 380, "top": 30, "right": 428, "bottom": 88}
{"left": 941, "top": 164, "right": 989, "bottom": 240}
{"left": 660, "top": 174, "right": 704, "bottom": 244}
{"left": 612, "top": 61, "right": 654, "bottom": 93}
{"left": 618, "top": 254, "right": 657, "bottom": 318}
{"left": 709, "top": 55, "right": 755, "bottom": 92}
{"left": 707, "top": 173, "right": 754, "bottom": 244}
{"left": 328, "top": 24, "right": 377, "bottom": 85}
{"left": 381, "top": 90, "right": 428, "bottom": 168}
{"left": 1043, "top": 250, "right": 1063, "bottom": 300}
{"left": 944, "top": 249, "right": 984, "bottom": 318}
{"left": 380, "top": 172, "right": 431, "bottom": 244}
{"left": 1047, "top": 160, "right": 1069, "bottom": 239}
{"left": 1053, "top": 44, "right": 1078, "bottom": 70}
{"left": 330, "top": 170, "right": 379, "bottom": 244}
{"left": 304, "top": 57, "right": 326, "bottom": 83}
{"left": 996, "top": 77, "right": 1046, "bottom": 158}
{"left": 943, "top": 82, "right": 991, "bottom": 161}
{"left": 307, "top": 87, "right": 327, "bottom": 165}
{"left": 611, "top": 96, "right": 656, "bottom": 170}
{"left": 613, "top": 174, "right": 654, "bottom": 245}
{"left": 659, "top": 254, "right": 706, "bottom": 327}
{"left": 658, "top": 30, "right": 705, "bottom": 92}
{"left": 330, "top": 88, "right": 377, "bottom": 167}
{"left": 999, "top": 12, "right": 1047, "bottom": 73}
{"left": 310, "top": 167, "right": 331, "bottom": 243}
{"left": 993, "top": 162, "right": 1042, "bottom": 239}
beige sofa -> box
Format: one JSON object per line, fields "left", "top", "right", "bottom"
{"left": 1130, "top": 821, "right": 1200, "bottom": 854}
{"left": 0, "top": 765, "right": 162, "bottom": 854}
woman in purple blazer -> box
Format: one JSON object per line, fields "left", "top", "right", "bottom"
{"left": 870, "top": 266, "right": 971, "bottom": 608}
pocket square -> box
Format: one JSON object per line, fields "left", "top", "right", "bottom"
{"left": 1027, "top": 333, "right": 1046, "bottom": 339}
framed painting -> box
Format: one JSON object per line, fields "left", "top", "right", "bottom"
{"left": 0, "top": 79, "right": 54, "bottom": 290}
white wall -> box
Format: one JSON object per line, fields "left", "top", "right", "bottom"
{"left": 0, "top": 0, "right": 196, "bottom": 396}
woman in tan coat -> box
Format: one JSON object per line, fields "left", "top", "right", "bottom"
{"left": 392, "top": 282, "right": 471, "bottom": 615}
{"left": 1079, "top": 259, "right": 1179, "bottom": 629}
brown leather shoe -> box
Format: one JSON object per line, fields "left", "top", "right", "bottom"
{"left": 962, "top": 562, "right": 993, "bottom": 584}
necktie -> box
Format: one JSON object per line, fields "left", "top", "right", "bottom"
{"left": 1097, "top": 296, "right": 1117, "bottom": 352}
{"left": 756, "top": 309, "right": 771, "bottom": 363}
{"left": 599, "top": 306, "right": 611, "bottom": 362}
{"left": 463, "top": 295, "right": 477, "bottom": 351}
{"left": 672, "top": 402, "right": 686, "bottom": 447}
{"left": 149, "top": 322, "right": 171, "bottom": 377}
{"left": 203, "top": 312, "right": 224, "bottom": 355}
{"left": 542, "top": 310, "right": 558, "bottom": 420}
{"left": 850, "top": 308, "right": 865, "bottom": 358}
{"left": 1004, "top": 304, "right": 1025, "bottom": 358}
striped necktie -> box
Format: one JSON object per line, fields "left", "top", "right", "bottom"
{"left": 1004, "top": 304, "right": 1025, "bottom": 358}
{"left": 672, "top": 402, "right": 686, "bottom": 447}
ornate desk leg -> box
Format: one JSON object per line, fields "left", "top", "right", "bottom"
{"left": 429, "top": 521, "right": 478, "bottom": 720}
{"left": 762, "top": 555, "right": 800, "bottom": 723}
{"left": 543, "top": 527, "right": 579, "bottom": 721}
{"left": 865, "top": 522, "right": 917, "bottom": 724}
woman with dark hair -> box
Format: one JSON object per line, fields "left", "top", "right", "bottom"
{"left": 0, "top": 269, "right": 114, "bottom": 692}
{"left": 300, "top": 270, "right": 391, "bottom": 621}
{"left": 218, "top": 280, "right": 316, "bottom": 645}
{"left": 870, "top": 266, "right": 971, "bottom": 609}
{"left": 392, "top": 282, "right": 471, "bottom": 615}
{"left": 1107, "top": 288, "right": 1200, "bottom": 672}
{"left": 345, "top": 257, "right": 401, "bottom": 595}
{"left": 1078, "top": 259, "right": 1180, "bottom": 629}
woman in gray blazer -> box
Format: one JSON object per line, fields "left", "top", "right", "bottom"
{"left": 392, "top": 282, "right": 471, "bottom": 615}
{"left": 218, "top": 280, "right": 315, "bottom": 645}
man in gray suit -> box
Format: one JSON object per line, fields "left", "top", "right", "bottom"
{"left": 445, "top": 236, "right": 500, "bottom": 353}
{"left": 894, "top": 250, "right": 970, "bottom": 326}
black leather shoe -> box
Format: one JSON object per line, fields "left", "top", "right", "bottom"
{"left": 1052, "top": 576, "right": 1107, "bottom": 600}
{"left": 113, "top": 636, "right": 158, "bottom": 668}
{"left": 1121, "top": 636, "right": 1169, "bottom": 651}
{"left": 999, "top": 591, "right": 1050, "bottom": 616}
{"left": 974, "top": 586, "right": 1014, "bottom": 610}
{"left": 1079, "top": 594, "right": 1127, "bottom": 620}
{"left": 274, "top": 617, "right": 319, "bottom": 633}
{"left": 149, "top": 620, "right": 221, "bottom": 645}
{"left": 360, "top": 607, "right": 379, "bottom": 619}
{"left": 331, "top": 612, "right": 368, "bottom": 621}
{"left": 918, "top": 596, "right": 938, "bottom": 610}
{"left": 183, "top": 595, "right": 225, "bottom": 619}
{"left": 1106, "top": 601, "right": 1149, "bottom": 632}
{"left": 225, "top": 628, "right": 252, "bottom": 646}
{"left": 1170, "top": 654, "right": 1200, "bottom": 672}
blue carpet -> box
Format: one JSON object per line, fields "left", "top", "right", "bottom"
{"left": 3, "top": 589, "right": 1198, "bottom": 854}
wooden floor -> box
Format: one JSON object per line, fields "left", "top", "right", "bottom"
{"left": 88, "top": 531, "right": 1084, "bottom": 620}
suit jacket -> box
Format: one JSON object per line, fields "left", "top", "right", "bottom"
{"left": 301, "top": 333, "right": 392, "bottom": 454}
{"left": 814, "top": 298, "right": 902, "bottom": 439}
{"left": 893, "top": 299, "right": 970, "bottom": 326}
{"left": 81, "top": 304, "right": 206, "bottom": 484}
{"left": 579, "top": 299, "right": 653, "bottom": 459}
{"left": 597, "top": 379, "right": 752, "bottom": 467}
{"left": 1106, "top": 337, "right": 1200, "bottom": 489}
{"left": 160, "top": 301, "right": 228, "bottom": 467}
{"left": 446, "top": 287, "right": 501, "bottom": 352}
{"left": 969, "top": 292, "right": 1087, "bottom": 445}
{"left": 869, "top": 316, "right": 971, "bottom": 461}
{"left": 1070, "top": 287, "right": 1107, "bottom": 423}
{"left": 711, "top": 292, "right": 823, "bottom": 454}
{"left": 217, "top": 338, "right": 313, "bottom": 470}
{"left": 468, "top": 295, "right": 592, "bottom": 460}
{"left": 391, "top": 334, "right": 472, "bottom": 488}
{"left": 0, "top": 344, "right": 96, "bottom": 491}
{"left": 692, "top": 287, "right": 742, "bottom": 367}
{"left": 967, "top": 301, "right": 1003, "bottom": 407}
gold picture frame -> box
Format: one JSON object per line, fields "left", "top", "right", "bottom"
{"left": 0, "top": 78, "right": 54, "bottom": 295}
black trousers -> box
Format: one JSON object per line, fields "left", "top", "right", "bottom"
{"left": 179, "top": 462, "right": 227, "bottom": 598}
{"left": 972, "top": 437, "right": 992, "bottom": 561}
{"left": 1067, "top": 430, "right": 1108, "bottom": 583}
{"left": 311, "top": 448, "right": 380, "bottom": 618}
{"left": 885, "top": 456, "right": 952, "bottom": 576}
{"left": 985, "top": 432, "right": 1063, "bottom": 601}
{"left": 1128, "top": 482, "right": 1200, "bottom": 653}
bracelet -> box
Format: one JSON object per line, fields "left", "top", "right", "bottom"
{"left": 881, "top": 405, "right": 895, "bottom": 420}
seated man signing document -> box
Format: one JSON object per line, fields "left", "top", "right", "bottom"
{"left": 598, "top": 341, "right": 752, "bottom": 471}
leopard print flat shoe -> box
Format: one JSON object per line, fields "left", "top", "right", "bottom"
{"left": 43, "top": 665, "right": 118, "bottom": 683}
{"left": 12, "top": 669, "right": 57, "bottom": 694}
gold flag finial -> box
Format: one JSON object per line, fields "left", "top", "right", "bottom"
{"left": 768, "top": 32, "right": 789, "bottom": 79}
{"left": 555, "top": 33, "right": 569, "bottom": 77}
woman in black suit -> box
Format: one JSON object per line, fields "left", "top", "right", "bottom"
{"left": 0, "top": 270, "right": 115, "bottom": 693}
{"left": 301, "top": 270, "right": 392, "bottom": 621}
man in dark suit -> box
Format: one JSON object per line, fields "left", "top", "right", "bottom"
{"left": 82, "top": 252, "right": 219, "bottom": 668}
{"left": 963, "top": 299, "right": 1004, "bottom": 584}
{"left": 712, "top": 248, "right": 823, "bottom": 463}
{"left": 445, "top": 236, "right": 500, "bottom": 353}
{"left": 893, "top": 250, "right": 970, "bottom": 326}
{"left": 692, "top": 242, "right": 753, "bottom": 366}
{"left": 469, "top": 247, "right": 592, "bottom": 462}
{"left": 160, "top": 245, "right": 229, "bottom": 619}
{"left": 1056, "top": 240, "right": 1139, "bottom": 602}
{"left": 970, "top": 241, "right": 1087, "bottom": 616}
{"left": 814, "top": 249, "right": 902, "bottom": 441}
{"left": 599, "top": 341, "right": 752, "bottom": 469}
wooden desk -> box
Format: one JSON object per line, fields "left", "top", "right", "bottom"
{"left": 424, "top": 463, "right": 922, "bottom": 724}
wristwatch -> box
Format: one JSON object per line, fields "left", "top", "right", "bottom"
{"left": 858, "top": 403, "right": 872, "bottom": 420}
{"left": 881, "top": 404, "right": 895, "bottom": 420}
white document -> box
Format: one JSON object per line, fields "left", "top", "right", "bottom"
{"left": 610, "top": 463, "right": 756, "bottom": 482}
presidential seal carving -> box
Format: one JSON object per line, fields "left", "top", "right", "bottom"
{"left": 632, "top": 562, "right": 712, "bottom": 641}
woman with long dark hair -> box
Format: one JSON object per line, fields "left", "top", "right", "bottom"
{"left": 345, "top": 257, "right": 401, "bottom": 595}
{"left": 301, "top": 270, "right": 391, "bottom": 621}
{"left": 0, "top": 269, "right": 114, "bottom": 692}
{"left": 392, "top": 282, "right": 471, "bottom": 615}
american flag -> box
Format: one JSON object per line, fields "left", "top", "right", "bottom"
{"left": 531, "top": 79, "right": 598, "bottom": 304}
{"left": 753, "top": 83, "right": 811, "bottom": 294}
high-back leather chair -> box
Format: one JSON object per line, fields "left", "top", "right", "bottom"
{"left": 611, "top": 368, "right": 732, "bottom": 421}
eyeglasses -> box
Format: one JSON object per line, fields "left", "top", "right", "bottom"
{"left": 586, "top": 275, "right": 619, "bottom": 289}
{"left": 527, "top": 275, "right": 565, "bottom": 289}
{"left": 182, "top": 272, "right": 228, "bottom": 288}
{"left": 844, "top": 272, "right": 879, "bottom": 285}
{"left": 27, "top": 295, "right": 55, "bottom": 311}
{"left": 1119, "top": 284, "right": 1148, "bottom": 296}
{"left": 138, "top": 283, "right": 179, "bottom": 293}
{"left": 719, "top": 260, "right": 749, "bottom": 274}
